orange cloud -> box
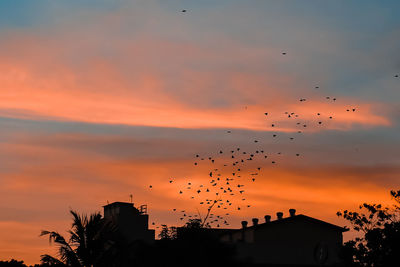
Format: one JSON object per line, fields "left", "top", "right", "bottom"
{"left": 0, "top": 133, "right": 398, "bottom": 264}
{"left": 0, "top": 31, "right": 391, "bottom": 132}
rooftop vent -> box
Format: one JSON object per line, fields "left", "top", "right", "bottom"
{"left": 289, "top": 208, "right": 296, "bottom": 217}
{"left": 252, "top": 218, "right": 259, "bottom": 226}
{"left": 277, "top": 212, "right": 283, "bottom": 220}
{"left": 241, "top": 221, "right": 248, "bottom": 229}
{"left": 264, "top": 215, "right": 271, "bottom": 223}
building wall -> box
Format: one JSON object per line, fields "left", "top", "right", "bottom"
{"left": 224, "top": 218, "right": 344, "bottom": 266}
{"left": 104, "top": 203, "right": 155, "bottom": 244}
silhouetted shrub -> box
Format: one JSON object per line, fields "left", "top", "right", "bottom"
{"left": 0, "top": 259, "right": 27, "bottom": 267}
{"left": 337, "top": 189, "right": 400, "bottom": 267}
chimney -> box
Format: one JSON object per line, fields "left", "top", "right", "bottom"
{"left": 289, "top": 208, "right": 296, "bottom": 217}
{"left": 252, "top": 218, "right": 259, "bottom": 226}
{"left": 264, "top": 215, "right": 271, "bottom": 223}
{"left": 277, "top": 212, "right": 283, "bottom": 220}
{"left": 241, "top": 220, "right": 248, "bottom": 229}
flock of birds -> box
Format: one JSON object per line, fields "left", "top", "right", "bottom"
{"left": 144, "top": 8, "right": 400, "bottom": 230}
{"left": 145, "top": 90, "right": 362, "bottom": 228}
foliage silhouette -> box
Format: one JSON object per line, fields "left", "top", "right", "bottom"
{"left": 158, "top": 224, "right": 177, "bottom": 240}
{"left": 0, "top": 260, "right": 27, "bottom": 267}
{"left": 136, "top": 218, "right": 239, "bottom": 267}
{"left": 337, "top": 189, "right": 400, "bottom": 267}
{"left": 40, "top": 210, "right": 122, "bottom": 267}
{"left": 0, "top": 259, "right": 61, "bottom": 267}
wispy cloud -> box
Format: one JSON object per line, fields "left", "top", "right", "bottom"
{"left": 1, "top": 1, "right": 400, "bottom": 265}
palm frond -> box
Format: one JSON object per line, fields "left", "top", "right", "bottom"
{"left": 40, "top": 254, "right": 66, "bottom": 266}
{"left": 40, "top": 231, "right": 69, "bottom": 246}
{"left": 40, "top": 230, "right": 81, "bottom": 266}
{"left": 69, "top": 210, "right": 87, "bottom": 248}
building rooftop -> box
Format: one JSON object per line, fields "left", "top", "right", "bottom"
{"left": 232, "top": 214, "right": 348, "bottom": 233}
{"left": 103, "top": 201, "right": 135, "bottom": 208}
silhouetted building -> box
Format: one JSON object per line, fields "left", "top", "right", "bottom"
{"left": 219, "top": 209, "right": 348, "bottom": 266}
{"left": 103, "top": 202, "right": 155, "bottom": 244}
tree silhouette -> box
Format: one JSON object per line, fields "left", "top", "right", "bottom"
{"left": 0, "top": 259, "right": 27, "bottom": 267}
{"left": 337, "top": 190, "right": 400, "bottom": 267}
{"left": 158, "top": 224, "right": 177, "bottom": 240}
{"left": 40, "top": 210, "right": 119, "bottom": 267}
{"left": 145, "top": 218, "right": 237, "bottom": 267}
{"left": 198, "top": 198, "right": 220, "bottom": 228}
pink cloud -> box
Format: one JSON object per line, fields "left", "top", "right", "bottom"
{"left": 0, "top": 25, "right": 391, "bottom": 132}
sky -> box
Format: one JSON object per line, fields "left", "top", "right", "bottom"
{"left": 0, "top": 0, "right": 400, "bottom": 264}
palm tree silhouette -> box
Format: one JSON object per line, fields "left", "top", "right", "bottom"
{"left": 40, "top": 210, "right": 118, "bottom": 267}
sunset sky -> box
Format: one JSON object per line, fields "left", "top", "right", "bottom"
{"left": 1, "top": 0, "right": 400, "bottom": 264}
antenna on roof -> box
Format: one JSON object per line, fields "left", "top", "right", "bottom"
{"left": 107, "top": 200, "right": 109, "bottom": 204}
{"left": 129, "top": 194, "right": 133, "bottom": 203}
